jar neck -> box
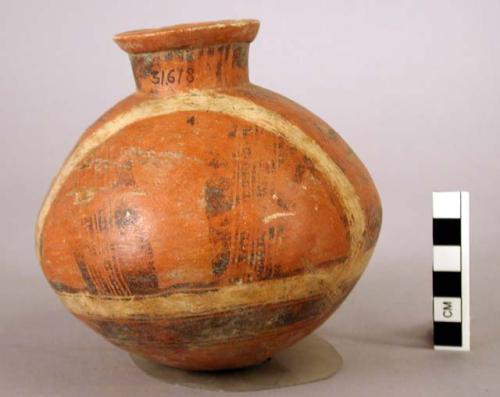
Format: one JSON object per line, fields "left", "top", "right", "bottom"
{"left": 129, "top": 43, "right": 250, "bottom": 95}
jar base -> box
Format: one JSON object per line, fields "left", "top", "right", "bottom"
{"left": 129, "top": 334, "right": 342, "bottom": 391}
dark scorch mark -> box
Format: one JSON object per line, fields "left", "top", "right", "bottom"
{"left": 114, "top": 208, "right": 138, "bottom": 228}
{"left": 204, "top": 177, "right": 233, "bottom": 217}
{"left": 212, "top": 252, "right": 230, "bottom": 276}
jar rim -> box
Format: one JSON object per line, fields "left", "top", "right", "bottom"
{"left": 113, "top": 19, "right": 260, "bottom": 54}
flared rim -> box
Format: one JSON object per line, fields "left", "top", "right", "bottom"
{"left": 113, "top": 19, "right": 260, "bottom": 54}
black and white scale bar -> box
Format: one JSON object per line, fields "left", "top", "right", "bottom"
{"left": 432, "top": 192, "right": 470, "bottom": 351}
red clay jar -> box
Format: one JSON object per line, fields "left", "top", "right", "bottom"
{"left": 36, "top": 19, "right": 382, "bottom": 370}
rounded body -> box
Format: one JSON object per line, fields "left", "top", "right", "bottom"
{"left": 36, "top": 20, "right": 382, "bottom": 370}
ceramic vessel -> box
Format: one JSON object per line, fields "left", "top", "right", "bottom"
{"left": 36, "top": 19, "right": 382, "bottom": 370}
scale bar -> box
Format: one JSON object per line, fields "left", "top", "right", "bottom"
{"left": 432, "top": 191, "right": 470, "bottom": 351}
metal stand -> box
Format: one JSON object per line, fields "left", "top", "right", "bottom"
{"left": 129, "top": 334, "right": 342, "bottom": 391}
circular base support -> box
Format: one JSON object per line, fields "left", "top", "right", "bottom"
{"left": 129, "top": 334, "right": 342, "bottom": 391}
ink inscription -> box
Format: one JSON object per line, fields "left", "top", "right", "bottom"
{"left": 151, "top": 67, "right": 195, "bottom": 85}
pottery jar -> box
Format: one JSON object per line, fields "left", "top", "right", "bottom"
{"left": 36, "top": 19, "right": 382, "bottom": 370}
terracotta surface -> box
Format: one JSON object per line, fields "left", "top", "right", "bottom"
{"left": 36, "top": 19, "right": 382, "bottom": 371}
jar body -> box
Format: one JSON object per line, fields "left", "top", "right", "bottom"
{"left": 36, "top": 21, "right": 382, "bottom": 371}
